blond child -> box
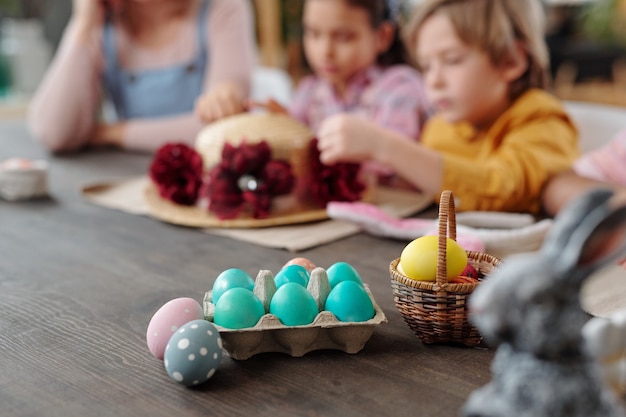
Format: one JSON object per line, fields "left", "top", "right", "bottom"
{"left": 198, "top": 0, "right": 430, "bottom": 179}
{"left": 317, "top": 0, "right": 579, "bottom": 213}
{"left": 28, "top": 0, "right": 256, "bottom": 153}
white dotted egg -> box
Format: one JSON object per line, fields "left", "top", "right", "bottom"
{"left": 163, "top": 319, "right": 222, "bottom": 387}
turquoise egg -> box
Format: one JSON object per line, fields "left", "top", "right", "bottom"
{"left": 274, "top": 264, "right": 309, "bottom": 288}
{"left": 325, "top": 280, "right": 375, "bottom": 322}
{"left": 269, "top": 282, "right": 318, "bottom": 326}
{"left": 163, "top": 319, "right": 222, "bottom": 387}
{"left": 213, "top": 288, "right": 264, "bottom": 329}
{"left": 211, "top": 268, "right": 254, "bottom": 304}
{"left": 326, "top": 262, "right": 363, "bottom": 289}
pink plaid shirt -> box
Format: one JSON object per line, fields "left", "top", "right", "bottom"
{"left": 574, "top": 129, "right": 626, "bottom": 185}
{"left": 289, "top": 65, "right": 430, "bottom": 141}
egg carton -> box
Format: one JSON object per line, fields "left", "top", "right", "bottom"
{"left": 203, "top": 268, "right": 387, "bottom": 360}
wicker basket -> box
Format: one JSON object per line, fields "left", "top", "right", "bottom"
{"left": 389, "top": 190, "right": 502, "bottom": 347}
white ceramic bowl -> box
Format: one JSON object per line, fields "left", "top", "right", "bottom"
{"left": 0, "top": 158, "right": 48, "bottom": 201}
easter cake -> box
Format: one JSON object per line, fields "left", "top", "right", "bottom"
{"left": 145, "top": 113, "right": 371, "bottom": 228}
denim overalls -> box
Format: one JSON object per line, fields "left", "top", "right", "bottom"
{"left": 102, "top": 0, "right": 210, "bottom": 120}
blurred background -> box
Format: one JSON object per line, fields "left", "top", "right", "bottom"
{"left": 0, "top": 0, "right": 624, "bottom": 119}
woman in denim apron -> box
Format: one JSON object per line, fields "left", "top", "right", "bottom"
{"left": 102, "top": 0, "right": 210, "bottom": 120}
{"left": 28, "top": 0, "right": 255, "bottom": 153}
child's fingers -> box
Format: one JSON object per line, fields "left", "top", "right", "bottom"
{"left": 246, "top": 98, "right": 287, "bottom": 114}
{"left": 199, "top": 98, "right": 246, "bottom": 123}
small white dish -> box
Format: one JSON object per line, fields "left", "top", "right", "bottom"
{"left": 0, "top": 158, "right": 48, "bottom": 201}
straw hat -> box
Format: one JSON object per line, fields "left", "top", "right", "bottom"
{"left": 145, "top": 113, "right": 371, "bottom": 228}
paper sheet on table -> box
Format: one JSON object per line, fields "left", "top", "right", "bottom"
{"left": 81, "top": 176, "right": 434, "bottom": 252}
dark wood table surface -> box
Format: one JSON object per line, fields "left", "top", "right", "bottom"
{"left": 0, "top": 120, "right": 495, "bottom": 417}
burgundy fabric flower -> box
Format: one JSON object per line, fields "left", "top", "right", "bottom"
{"left": 149, "top": 143, "right": 204, "bottom": 205}
{"left": 200, "top": 140, "right": 295, "bottom": 220}
{"left": 307, "top": 138, "right": 366, "bottom": 207}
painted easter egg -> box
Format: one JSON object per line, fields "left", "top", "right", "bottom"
{"left": 213, "top": 287, "right": 265, "bottom": 329}
{"left": 283, "top": 257, "right": 316, "bottom": 272}
{"left": 450, "top": 275, "right": 479, "bottom": 284}
{"left": 269, "top": 282, "right": 318, "bottom": 326}
{"left": 460, "top": 264, "right": 479, "bottom": 279}
{"left": 211, "top": 268, "right": 254, "bottom": 304}
{"left": 163, "top": 320, "right": 222, "bottom": 387}
{"left": 146, "top": 297, "right": 204, "bottom": 360}
{"left": 274, "top": 264, "right": 309, "bottom": 288}
{"left": 400, "top": 236, "right": 468, "bottom": 281}
{"left": 325, "top": 280, "right": 375, "bottom": 322}
{"left": 326, "top": 262, "right": 363, "bottom": 288}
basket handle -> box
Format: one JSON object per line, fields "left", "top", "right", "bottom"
{"left": 437, "top": 190, "right": 457, "bottom": 285}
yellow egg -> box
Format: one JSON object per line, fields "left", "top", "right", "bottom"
{"left": 399, "top": 236, "right": 468, "bottom": 281}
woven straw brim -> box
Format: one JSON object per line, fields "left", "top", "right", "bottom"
{"left": 145, "top": 183, "right": 329, "bottom": 228}
{"left": 389, "top": 254, "right": 501, "bottom": 346}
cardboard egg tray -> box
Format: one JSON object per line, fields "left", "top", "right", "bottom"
{"left": 203, "top": 268, "right": 387, "bottom": 360}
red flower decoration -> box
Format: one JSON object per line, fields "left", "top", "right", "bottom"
{"left": 306, "top": 138, "right": 366, "bottom": 206}
{"left": 200, "top": 140, "right": 295, "bottom": 220}
{"left": 149, "top": 143, "right": 204, "bottom": 205}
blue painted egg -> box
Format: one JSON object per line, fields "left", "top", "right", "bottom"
{"left": 274, "top": 264, "right": 309, "bottom": 288}
{"left": 269, "top": 282, "right": 318, "bottom": 326}
{"left": 213, "top": 287, "right": 265, "bottom": 329}
{"left": 211, "top": 268, "right": 254, "bottom": 304}
{"left": 163, "top": 319, "right": 222, "bottom": 387}
{"left": 326, "top": 262, "right": 363, "bottom": 289}
{"left": 325, "top": 280, "right": 375, "bottom": 322}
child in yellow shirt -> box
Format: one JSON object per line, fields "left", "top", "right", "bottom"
{"left": 317, "top": 0, "right": 579, "bottom": 213}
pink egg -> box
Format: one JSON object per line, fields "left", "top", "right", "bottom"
{"left": 283, "top": 257, "right": 316, "bottom": 273}
{"left": 146, "top": 297, "right": 204, "bottom": 360}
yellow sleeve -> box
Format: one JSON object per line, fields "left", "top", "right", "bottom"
{"left": 440, "top": 114, "right": 579, "bottom": 213}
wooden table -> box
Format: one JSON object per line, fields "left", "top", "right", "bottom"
{"left": 0, "top": 120, "right": 494, "bottom": 417}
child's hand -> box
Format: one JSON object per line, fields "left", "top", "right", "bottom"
{"left": 317, "top": 114, "right": 382, "bottom": 165}
{"left": 246, "top": 98, "right": 288, "bottom": 115}
{"left": 195, "top": 81, "right": 246, "bottom": 123}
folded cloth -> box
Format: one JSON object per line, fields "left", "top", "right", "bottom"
{"left": 326, "top": 201, "right": 485, "bottom": 252}
{"left": 327, "top": 201, "right": 553, "bottom": 258}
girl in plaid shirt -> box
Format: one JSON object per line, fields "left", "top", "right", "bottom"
{"left": 287, "top": 0, "right": 429, "bottom": 144}
{"left": 198, "top": 0, "right": 430, "bottom": 180}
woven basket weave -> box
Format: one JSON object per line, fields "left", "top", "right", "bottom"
{"left": 389, "top": 190, "right": 502, "bottom": 347}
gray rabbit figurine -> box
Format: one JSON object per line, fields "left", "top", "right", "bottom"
{"left": 463, "top": 189, "right": 626, "bottom": 417}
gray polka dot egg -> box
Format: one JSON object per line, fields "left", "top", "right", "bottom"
{"left": 163, "top": 319, "right": 222, "bottom": 387}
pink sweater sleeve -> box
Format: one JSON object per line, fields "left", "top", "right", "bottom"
{"left": 123, "top": 0, "right": 256, "bottom": 152}
{"left": 573, "top": 129, "right": 626, "bottom": 185}
{"left": 27, "top": 23, "right": 104, "bottom": 153}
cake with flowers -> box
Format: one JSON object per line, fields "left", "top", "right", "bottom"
{"left": 145, "top": 113, "right": 371, "bottom": 228}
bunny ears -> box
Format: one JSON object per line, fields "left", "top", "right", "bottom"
{"left": 541, "top": 188, "right": 626, "bottom": 281}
